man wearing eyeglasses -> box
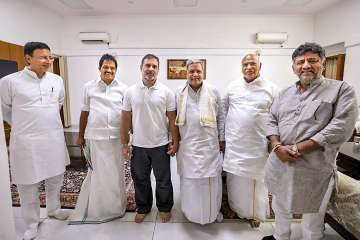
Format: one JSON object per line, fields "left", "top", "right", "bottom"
{"left": 262, "top": 42, "right": 358, "bottom": 240}
{"left": 0, "top": 42, "right": 70, "bottom": 240}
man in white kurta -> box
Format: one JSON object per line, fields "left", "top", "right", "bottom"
{"left": 222, "top": 54, "right": 278, "bottom": 226}
{"left": 176, "top": 60, "right": 224, "bottom": 224}
{"left": 68, "top": 54, "right": 128, "bottom": 224}
{"left": 0, "top": 42, "right": 69, "bottom": 240}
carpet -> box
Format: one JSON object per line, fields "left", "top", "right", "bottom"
{"left": 11, "top": 164, "right": 299, "bottom": 219}
{"left": 11, "top": 160, "right": 137, "bottom": 211}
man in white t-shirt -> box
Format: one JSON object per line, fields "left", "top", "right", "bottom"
{"left": 121, "top": 54, "right": 179, "bottom": 223}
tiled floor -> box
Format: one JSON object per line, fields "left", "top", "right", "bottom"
{"left": 13, "top": 158, "right": 344, "bottom": 240}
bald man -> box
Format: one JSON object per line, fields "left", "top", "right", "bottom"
{"left": 221, "top": 54, "right": 278, "bottom": 226}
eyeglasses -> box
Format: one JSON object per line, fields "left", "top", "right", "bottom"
{"left": 32, "top": 56, "right": 55, "bottom": 62}
{"left": 294, "top": 58, "right": 320, "bottom": 66}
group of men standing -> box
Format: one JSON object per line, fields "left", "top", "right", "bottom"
{"left": 0, "top": 41, "right": 358, "bottom": 240}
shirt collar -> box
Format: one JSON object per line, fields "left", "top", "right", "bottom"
{"left": 244, "top": 76, "right": 262, "bottom": 85}
{"left": 296, "top": 76, "right": 324, "bottom": 91}
{"left": 139, "top": 80, "right": 159, "bottom": 89}
{"left": 97, "top": 77, "right": 120, "bottom": 87}
{"left": 24, "top": 67, "right": 48, "bottom": 80}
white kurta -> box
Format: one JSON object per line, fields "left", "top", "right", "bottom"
{"left": 69, "top": 78, "right": 128, "bottom": 224}
{"left": 176, "top": 84, "right": 223, "bottom": 178}
{"left": 221, "top": 77, "right": 278, "bottom": 220}
{"left": 176, "top": 83, "right": 223, "bottom": 224}
{"left": 222, "top": 77, "right": 278, "bottom": 180}
{"left": 0, "top": 68, "right": 69, "bottom": 184}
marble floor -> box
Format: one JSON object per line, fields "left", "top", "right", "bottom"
{"left": 13, "top": 158, "right": 344, "bottom": 240}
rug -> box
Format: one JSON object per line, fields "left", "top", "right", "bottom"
{"left": 11, "top": 165, "right": 299, "bottom": 219}
{"left": 11, "top": 159, "right": 137, "bottom": 211}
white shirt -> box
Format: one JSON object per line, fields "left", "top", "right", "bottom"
{"left": 222, "top": 77, "right": 279, "bottom": 179}
{"left": 0, "top": 68, "right": 69, "bottom": 184}
{"left": 82, "top": 78, "right": 127, "bottom": 140}
{"left": 176, "top": 83, "right": 223, "bottom": 178}
{"left": 122, "top": 81, "right": 175, "bottom": 148}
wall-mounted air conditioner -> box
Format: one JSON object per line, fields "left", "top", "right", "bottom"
{"left": 78, "top": 32, "right": 110, "bottom": 44}
{"left": 256, "top": 32, "right": 288, "bottom": 44}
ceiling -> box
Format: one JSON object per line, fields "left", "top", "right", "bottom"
{"left": 23, "top": 0, "right": 341, "bottom": 16}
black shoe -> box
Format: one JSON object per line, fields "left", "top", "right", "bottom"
{"left": 261, "top": 235, "right": 276, "bottom": 240}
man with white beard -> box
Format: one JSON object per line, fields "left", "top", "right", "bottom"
{"left": 222, "top": 53, "right": 278, "bottom": 227}
{"left": 176, "top": 59, "right": 224, "bottom": 224}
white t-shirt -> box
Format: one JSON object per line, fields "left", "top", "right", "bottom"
{"left": 81, "top": 78, "right": 127, "bottom": 140}
{"left": 122, "top": 81, "right": 175, "bottom": 148}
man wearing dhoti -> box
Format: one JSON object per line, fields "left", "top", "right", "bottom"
{"left": 0, "top": 42, "right": 70, "bottom": 240}
{"left": 68, "top": 54, "right": 128, "bottom": 224}
{"left": 262, "top": 42, "right": 358, "bottom": 240}
{"left": 176, "top": 59, "right": 224, "bottom": 225}
{"left": 222, "top": 53, "right": 278, "bottom": 227}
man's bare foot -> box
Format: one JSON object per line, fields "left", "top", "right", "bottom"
{"left": 134, "top": 213, "right": 146, "bottom": 223}
{"left": 159, "top": 212, "right": 171, "bottom": 223}
{"left": 249, "top": 219, "right": 260, "bottom": 228}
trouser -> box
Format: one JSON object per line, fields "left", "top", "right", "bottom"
{"left": 273, "top": 176, "right": 335, "bottom": 240}
{"left": 131, "top": 145, "right": 173, "bottom": 213}
{"left": 17, "top": 174, "right": 64, "bottom": 229}
{"left": 226, "top": 173, "right": 268, "bottom": 221}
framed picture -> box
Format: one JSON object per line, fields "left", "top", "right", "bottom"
{"left": 167, "top": 59, "right": 206, "bottom": 80}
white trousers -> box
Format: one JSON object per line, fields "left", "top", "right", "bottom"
{"left": 226, "top": 172, "right": 268, "bottom": 221}
{"left": 17, "top": 173, "right": 64, "bottom": 229}
{"left": 273, "top": 176, "right": 335, "bottom": 240}
{"left": 180, "top": 175, "right": 222, "bottom": 225}
{"left": 68, "top": 139, "right": 126, "bottom": 224}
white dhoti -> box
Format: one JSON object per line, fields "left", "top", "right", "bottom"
{"left": 68, "top": 139, "right": 126, "bottom": 224}
{"left": 180, "top": 175, "right": 222, "bottom": 225}
{"left": 17, "top": 174, "right": 64, "bottom": 229}
{"left": 226, "top": 172, "right": 268, "bottom": 221}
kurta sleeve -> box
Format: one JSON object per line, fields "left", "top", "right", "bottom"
{"left": 80, "top": 84, "right": 90, "bottom": 112}
{"left": 266, "top": 92, "right": 281, "bottom": 138}
{"left": 311, "top": 82, "right": 358, "bottom": 149}
{"left": 0, "top": 77, "right": 13, "bottom": 124}
{"left": 214, "top": 88, "right": 225, "bottom": 141}
{"left": 58, "top": 77, "right": 65, "bottom": 107}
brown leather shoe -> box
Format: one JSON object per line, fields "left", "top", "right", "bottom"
{"left": 159, "top": 211, "right": 171, "bottom": 223}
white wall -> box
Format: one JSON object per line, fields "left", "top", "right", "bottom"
{"left": 60, "top": 14, "right": 314, "bottom": 52}
{"left": 314, "top": 0, "right": 360, "bottom": 102}
{"left": 67, "top": 48, "right": 297, "bottom": 125}
{"left": 0, "top": 100, "right": 16, "bottom": 240}
{"left": 0, "top": 0, "right": 63, "bottom": 53}
{"left": 63, "top": 14, "right": 313, "bottom": 124}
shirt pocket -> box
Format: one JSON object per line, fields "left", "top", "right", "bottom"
{"left": 301, "top": 100, "right": 333, "bottom": 133}
{"left": 302, "top": 100, "right": 333, "bottom": 122}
